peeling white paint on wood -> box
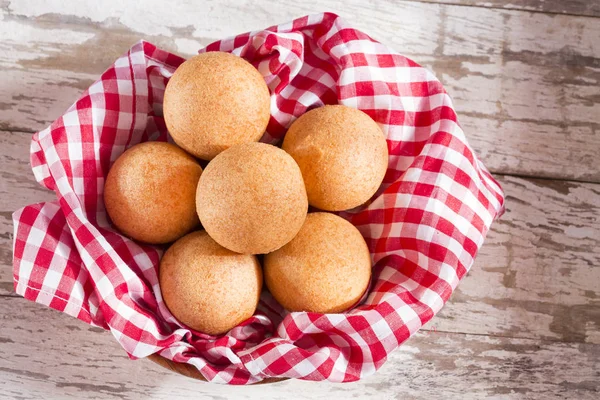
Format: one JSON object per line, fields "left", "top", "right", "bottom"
{"left": 430, "top": 175, "right": 600, "bottom": 343}
{"left": 2, "top": 131, "right": 599, "bottom": 345}
{"left": 1, "top": 0, "right": 600, "bottom": 397}
{"left": 1, "top": 297, "right": 598, "bottom": 399}
{"left": 418, "top": 0, "right": 600, "bottom": 18}
{"left": 0, "top": 0, "right": 598, "bottom": 180}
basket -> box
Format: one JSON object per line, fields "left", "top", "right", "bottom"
{"left": 147, "top": 355, "right": 287, "bottom": 384}
{"left": 12, "top": 13, "right": 504, "bottom": 384}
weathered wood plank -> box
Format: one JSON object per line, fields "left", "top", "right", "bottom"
{"left": 418, "top": 0, "right": 600, "bottom": 18}
{"left": 2, "top": 130, "right": 599, "bottom": 344}
{"left": 425, "top": 175, "right": 600, "bottom": 345}
{"left": 0, "top": 296, "right": 598, "bottom": 399}
{"left": 0, "top": 131, "right": 55, "bottom": 295}
{"left": 0, "top": 1, "right": 598, "bottom": 181}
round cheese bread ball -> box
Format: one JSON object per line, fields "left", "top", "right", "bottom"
{"left": 264, "top": 212, "right": 371, "bottom": 313}
{"left": 282, "top": 105, "right": 388, "bottom": 211}
{"left": 163, "top": 52, "right": 271, "bottom": 160}
{"left": 104, "top": 141, "right": 202, "bottom": 244}
{"left": 159, "top": 231, "right": 262, "bottom": 335}
{"left": 196, "top": 142, "right": 308, "bottom": 254}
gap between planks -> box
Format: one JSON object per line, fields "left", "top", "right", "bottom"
{"left": 414, "top": 0, "right": 600, "bottom": 19}
{"left": 2, "top": 1, "right": 599, "bottom": 182}
{"left": 0, "top": 292, "right": 578, "bottom": 345}
{"left": 3, "top": 128, "right": 598, "bottom": 185}
{"left": 2, "top": 129, "right": 600, "bottom": 345}
{"left": 1, "top": 296, "right": 598, "bottom": 400}
{"left": 3, "top": 0, "right": 599, "bottom": 24}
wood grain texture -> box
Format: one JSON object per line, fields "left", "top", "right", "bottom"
{"left": 427, "top": 175, "right": 600, "bottom": 344}
{"left": 1, "top": 296, "right": 598, "bottom": 400}
{"left": 2, "top": 0, "right": 600, "bottom": 397}
{"left": 0, "top": 0, "right": 599, "bottom": 181}
{"left": 418, "top": 0, "right": 600, "bottom": 17}
{"left": 2, "top": 130, "right": 599, "bottom": 344}
{"left": 0, "top": 131, "right": 55, "bottom": 295}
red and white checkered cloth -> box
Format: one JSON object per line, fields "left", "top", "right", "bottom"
{"left": 12, "top": 13, "right": 504, "bottom": 384}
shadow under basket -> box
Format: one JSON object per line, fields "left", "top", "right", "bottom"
{"left": 147, "top": 354, "right": 288, "bottom": 384}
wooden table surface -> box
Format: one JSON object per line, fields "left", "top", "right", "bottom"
{"left": 1, "top": 0, "right": 599, "bottom": 398}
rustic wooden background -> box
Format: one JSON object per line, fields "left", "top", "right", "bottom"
{"left": 1, "top": 0, "right": 599, "bottom": 398}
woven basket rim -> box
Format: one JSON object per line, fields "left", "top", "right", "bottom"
{"left": 147, "top": 354, "right": 289, "bottom": 384}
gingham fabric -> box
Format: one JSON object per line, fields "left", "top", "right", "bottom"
{"left": 12, "top": 13, "right": 505, "bottom": 384}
